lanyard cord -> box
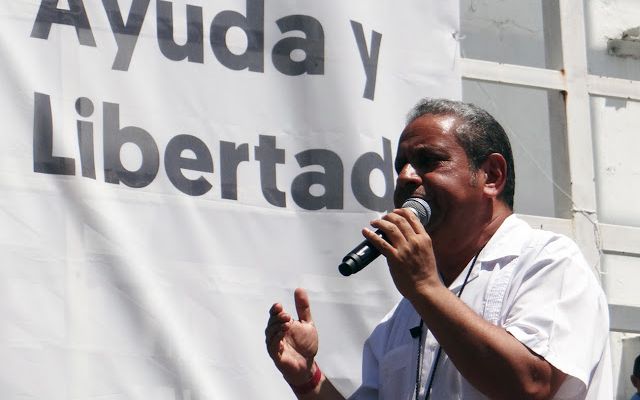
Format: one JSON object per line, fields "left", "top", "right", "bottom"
{"left": 415, "top": 248, "right": 483, "bottom": 400}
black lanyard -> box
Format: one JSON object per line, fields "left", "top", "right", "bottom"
{"left": 414, "top": 249, "right": 482, "bottom": 400}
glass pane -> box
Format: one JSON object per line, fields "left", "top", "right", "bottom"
{"left": 462, "top": 79, "right": 571, "bottom": 218}
{"left": 614, "top": 335, "right": 640, "bottom": 398}
{"left": 460, "top": 0, "right": 560, "bottom": 69}
{"left": 603, "top": 253, "right": 640, "bottom": 306}
{"left": 591, "top": 96, "right": 640, "bottom": 227}
{"left": 584, "top": 0, "right": 640, "bottom": 81}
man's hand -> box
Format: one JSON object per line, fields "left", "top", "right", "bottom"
{"left": 265, "top": 288, "right": 319, "bottom": 386}
{"left": 364, "top": 208, "right": 442, "bottom": 301}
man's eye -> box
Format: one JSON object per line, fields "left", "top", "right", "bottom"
{"left": 413, "top": 158, "right": 439, "bottom": 171}
{"left": 395, "top": 155, "right": 442, "bottom": 174}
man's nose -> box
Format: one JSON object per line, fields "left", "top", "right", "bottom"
{"left": 397, "top": 164, "right": 421, "bottom": 185}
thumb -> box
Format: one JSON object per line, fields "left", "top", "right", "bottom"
{"left": 294, "top": 288, "right": 313, "bottom": 323}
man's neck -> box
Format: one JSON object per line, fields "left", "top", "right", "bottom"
{"left": 435, "top": 207, "right": 512, "bottom": 287}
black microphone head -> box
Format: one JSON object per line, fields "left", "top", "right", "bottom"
{"left": 401, "top": 198, "right": 431, "bottom": 226}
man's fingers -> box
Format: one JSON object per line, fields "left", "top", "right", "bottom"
{"left": 368, "top": 217, "right": 404, "bottom": 252}
{"left": 366, "top": 210, "right": 428, "bottom": 260}
{"left": 294, "top": 288, "right": 313, "bottom": 323}
{"left": 383, "top": 210, "right": 419, "bottom": 237}
{"left": 269, "top": 302, "right": 283, "bottom": 316}
{"left": 265, "top": 303, "right": 291, "bottom": 343}
{"left": 395, "top": 208, "right": 426, "bottom": 234}
{"left": 363, "top": 228, "right": 396, "bottom": 260}
{"left": 368, "top": 210, "right": 425, "bottom": 250}
{"left": 266, "top": 330, "right": 287, "bottom": 359}
{"left": 370, "top": 217, "right": 402, "bottom": 245}
{"left": 265, "top": 315, "right": 288, "bottom": 337}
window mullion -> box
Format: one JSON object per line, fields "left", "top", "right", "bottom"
{"left": 558, "top": 0, "right": 602, "bottom": 279}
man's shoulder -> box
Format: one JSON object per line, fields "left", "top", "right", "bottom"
{"left": 486, "top": 214, "right": 595, "bottom": 285}
{"left": 502, "top": 214, "right": 581, "bottom": 257}
{"left": 505, "top": 216, "right": 606, "bottom": 304}
{"left": 482, "top": 214, "right": 576, "bottom": 262}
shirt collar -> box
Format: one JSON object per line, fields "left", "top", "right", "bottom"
{"left": 476, "top": 214, "right": 531, "bottom": 263}
{"left": 447, "top": 214, "right": 529, "bottom": 293}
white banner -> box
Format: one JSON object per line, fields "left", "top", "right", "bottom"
{"left": 0, "top": 1, "right": 460, "bottom": 398}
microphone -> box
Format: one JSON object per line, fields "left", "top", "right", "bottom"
{"left": 338, "top": 198, "right": 431, "bottom": 276}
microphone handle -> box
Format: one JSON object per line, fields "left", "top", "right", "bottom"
{"left": 338, "top": 198, "right": 430, "bottom": 277}
{"left": 338, "top": 229, "right": 384, "bottom": 276}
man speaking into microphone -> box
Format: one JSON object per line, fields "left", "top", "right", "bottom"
{"left": 264, "top": 99, "right": 611, "bottom": 399}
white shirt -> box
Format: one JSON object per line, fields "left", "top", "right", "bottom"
{"left": 349, "top": 215, "right": 611, "bottom": 400}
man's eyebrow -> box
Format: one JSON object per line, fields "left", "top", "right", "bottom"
{"left": 412, "top": 144, "right": 449, "bottom": 158}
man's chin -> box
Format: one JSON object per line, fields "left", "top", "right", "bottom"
{"left": 424, "top": 212, "right": 445, "bottom": 236}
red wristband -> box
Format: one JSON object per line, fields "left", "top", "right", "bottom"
{"left": 290, "top": 362, "right": 322, "bottom": 395}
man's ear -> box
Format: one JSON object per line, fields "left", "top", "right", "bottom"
{"left": 632, "top": 374, "right": 640, "bottom": 388}
{"left": 480, "top": 153, "right": 507, "bottom": 199}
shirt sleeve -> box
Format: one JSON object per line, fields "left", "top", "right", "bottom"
{"left": 348, "top": 300, "right": 416, "bottom": 400}
{"left": 502, "top": 235, "right": 609, "bottom": 398}
{"left": 348, "top": 304, "right": 397, "bottom": 400}
{"left": 347, "top": 336, "right": 380, "bottom": 400}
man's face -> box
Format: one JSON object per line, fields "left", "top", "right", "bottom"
{"left": 393, "top": 114, "right": 485, "bottom": 244}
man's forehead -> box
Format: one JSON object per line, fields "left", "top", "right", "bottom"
{"left": 399, "top": 113, "right": 459, "bottom": 143}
